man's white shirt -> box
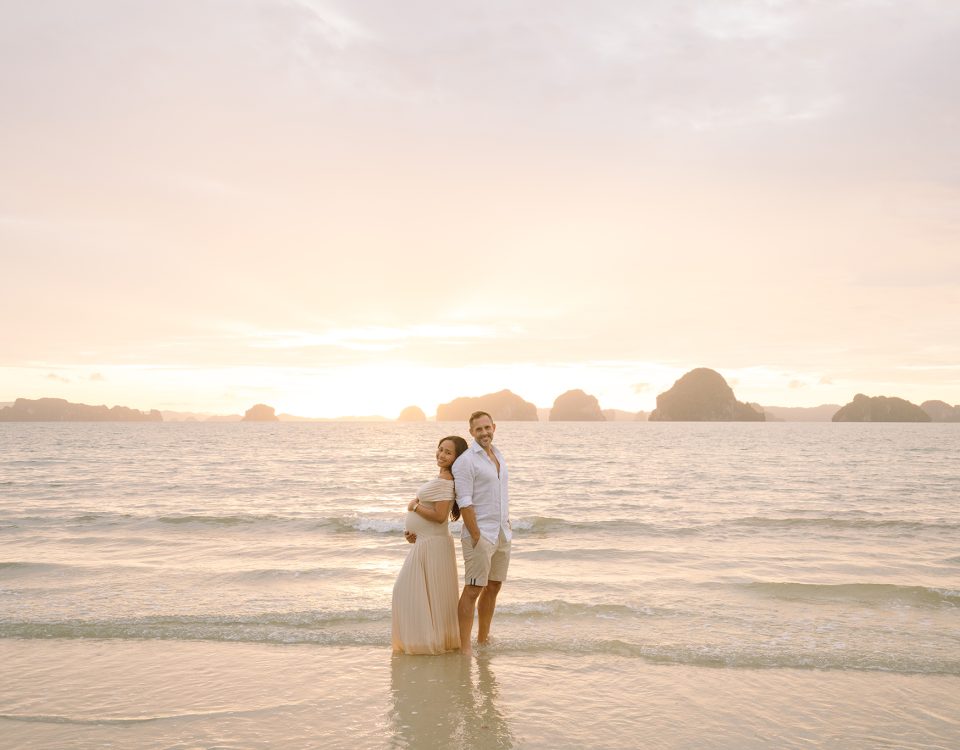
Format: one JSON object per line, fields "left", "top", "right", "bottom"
{"left": 452, "top": 441, "right": 511, "bottom": 544}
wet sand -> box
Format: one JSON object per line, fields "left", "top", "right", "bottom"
{"left": 2, "top": 639, "right": 958, "bottom": 749}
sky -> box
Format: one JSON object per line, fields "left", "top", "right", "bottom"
{"left": 2, "top": 0, "right": 959, "bottom": 418}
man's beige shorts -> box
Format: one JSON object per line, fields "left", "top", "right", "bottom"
{"left": 461, "top": 530, "right": 511, "bottom": 587}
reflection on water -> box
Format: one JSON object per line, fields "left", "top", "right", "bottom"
{"left": 390, "top": 653, "right": 514, "bottom": 749}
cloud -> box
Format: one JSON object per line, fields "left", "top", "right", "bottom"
{"left": 239, "top": 324, "right": 499, "bottom": 351}
{"left": 632, "top": 382, "right": 650, "bottom": 393}
{"left": 288, "top": 0, "right": 373, "bottom": 50}
{"left": 788, "top": 379, "right": 805, "bottom": 389}
{"left": 819, "top": 376, "right": 834, "bottom": 385}
{"left": 90, "top": 372, "right": 106, "bottom": 381}
{"left": 47, "top": 373, "right": 70, "bottom": 383}
{"left": 2, "top": 0, "right": 959, "bottom": 411}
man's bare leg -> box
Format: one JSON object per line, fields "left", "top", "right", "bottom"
{"left": 477, "top": 579, "right": 502, "bottom": 644}
{"left": 458, "top": 584, "right": 483, "bottom": 656}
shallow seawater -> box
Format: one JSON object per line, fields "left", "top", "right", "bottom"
{"left": 1, "top": 422, "right": 959, "bottom": 748}
{"left": 2, "top": 641, "right": 958, "bottom": 749}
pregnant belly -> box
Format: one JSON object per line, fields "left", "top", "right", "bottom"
{"left": 405, "top": 511, "right": 448, "bottom": 537}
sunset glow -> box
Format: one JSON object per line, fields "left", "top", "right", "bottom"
{"left": 2, "top": 2, "right": 959, "bottom": 417}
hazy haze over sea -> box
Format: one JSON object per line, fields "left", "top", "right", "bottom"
{"left": 1, "top": 422, "right": 958, "bottom": 748}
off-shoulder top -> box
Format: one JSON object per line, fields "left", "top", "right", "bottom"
{"left": 404, "top": 478, "right": 455, "bottom": 537}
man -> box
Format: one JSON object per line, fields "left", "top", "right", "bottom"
{"left": 452, "top": 410, "right": 511, "bottom": 656}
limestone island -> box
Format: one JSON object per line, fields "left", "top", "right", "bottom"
{"left": 436, "top": 389, "right": 538, "bottom": 422}
{"left": 0, "top": 397, "right": 162, "bottom": 422}
{"left": 242, "top": 404, "right": 279, "bottom": 422}
{"left": 648, "top": 368, "right": 764, "bottom": 421}
{"left": 397, "top": 405, "right": 427, "bottom": 422}
{"left": 832, "top": 394, "right": 931, "bottom": 422}
{"left": 550, "top": 389, "right": 605, "bottom": 421}
{"left": 921, "top": 400, "right": 960, "bottom": 422}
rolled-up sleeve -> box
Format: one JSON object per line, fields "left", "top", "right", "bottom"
{"left": 452, "top": 454, "right": 473, "bottom": 508}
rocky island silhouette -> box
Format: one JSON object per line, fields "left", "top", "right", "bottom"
{"left": 832, "top": 394, "right": 931, "bottom": 422}
{"left": 5, "top": 375, "right": 959, "bottom": 424}
{"left": 397, "top": 406, "right": 427, "bottom": 422}
{"left": 549, "top": 389, "right": 605, "bottom": 421}
{"left": 648, "top": 368, "right": 765, "bottom": 421}
{"left": 242, "top": 404, "right": 279, "bottom": 422}
{"left": 0, "top": 398, "right": 162, "bottom": 422}
{"left": 920, "top": 400, "right": 960, "bottom": 422}
{"left": 435, "top": 389, "right": 538, "bottom": 421}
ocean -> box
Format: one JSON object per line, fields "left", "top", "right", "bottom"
{"left": 1, "top": 421, "right": 958, "bottom": 748}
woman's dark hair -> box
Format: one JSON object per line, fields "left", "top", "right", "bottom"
{"left": 439, "top": 435, "right": 469, "bottom": 521}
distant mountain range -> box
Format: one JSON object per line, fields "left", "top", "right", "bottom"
{"left": 3, "top": 382, "right": 958, "bottom": 423}
{"left": 0, "top": 398, "right": 161, "bottom": 422}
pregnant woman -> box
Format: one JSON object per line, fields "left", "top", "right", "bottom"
{"left": 392, "top": 435, "right": 469, "bottom": 654}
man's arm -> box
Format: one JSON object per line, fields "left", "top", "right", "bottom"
{"left": 459, "top": 505, "right": 481, "bottom": 544}
{"left": 452, "top": 454, "right": 473, "bottom": 507}
{"left": 452, "top": 455, "right": 480, "bottom": 543}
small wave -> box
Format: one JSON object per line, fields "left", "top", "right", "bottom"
{"left": 2, "top": 511, "right": 700, "bottom": 537}
{"left": 156, "top": 514, "right": 279, "bottom": 526}
{"left": 73, "top": 513, "right": 136, "bottom": 524}
{"left": 2, "top": 512, "right": 298, "bottom": 529}
{"left": 499, "top": 600, "right": 672, "bottom": 619}
{"left": 0, "top": 703, "right": 306, "bottom": 726}
{"left": 0, "top": 561, "right": 71, "bottom": 574}
{"left": 100, "top": 513, "right": 405, "bottom": 534}
{"left": 743, "top": 581, "right": 960, "bottom": 608}
{"left": 350, "top": 517, "right": 406, "bottom": 534}
{"left": 74, "top": 513, "right": 106, "bottom": 522}
{"left": 503, "top": 639, "right": 960, "bottom": 676}
{"left": 0, "top": 713, "right": 163, "bottom": 726}
{"left": 334, "top": 514, "right": 689, "bottom": 537}
{"left": 318, "top": 516, "right": 406, "bottom": 534}
{"left": 510, "top": 516, "right": 562, "bottom": 533}
{"left": 511, "top": 516, "right": 699, "bottom": 537}
{"left": 3, "top": 619, "right": 954, "bottom": 675}
{"left": 218, "top": 566, "right": 340, "bottom": 582}
{"left": 0, "top": 621, "right": 392, "bottom": 649}
{"left": 517, "top": 547, "right": 644, "bottom": 561}
{"left": 730, "top": 516, "right": 959, "bottom": 533}
{"left": 0, "top": 601, "right": 671, "bottom": 637}
{"left": 2, "top": 511, "right": 411, "bottom": 535}
{"left": 0, "top": 610, "right": 392, "bottom": 642}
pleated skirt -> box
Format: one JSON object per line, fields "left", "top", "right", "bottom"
{"left": 391, "top": 532, "right": 461, "bottom": 654}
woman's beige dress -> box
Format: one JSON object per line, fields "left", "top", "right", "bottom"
{"left": 391, "top": 478, "right": 460, "bottom": 654}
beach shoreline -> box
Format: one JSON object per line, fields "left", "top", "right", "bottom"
{"left": 2, "top": 639, "right": 958, "bottom": 749}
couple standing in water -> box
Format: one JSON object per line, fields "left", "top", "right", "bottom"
{"left": 392, "top": 411, "right": 511, "bottom": 656}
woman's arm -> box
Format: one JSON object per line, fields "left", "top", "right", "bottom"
{"left": 407, "top": 498, "right": 452, "bottom": 523}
